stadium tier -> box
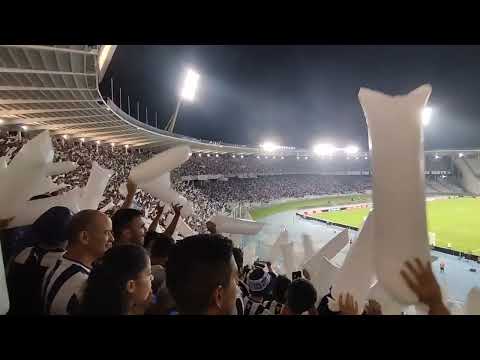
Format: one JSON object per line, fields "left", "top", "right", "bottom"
{"left": 2, "top": 44, "right": 480, "bottom": 317}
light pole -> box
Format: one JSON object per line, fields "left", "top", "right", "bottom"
{"left": 165, "top": 68, "right": 200, "bottom": 133}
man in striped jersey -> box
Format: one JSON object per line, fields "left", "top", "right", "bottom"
{"left": 231, "top": 247, "right": 249, "bottom": 315}
{"left": 42, "top": 210, "right": 114, "bottom": 315}
{"left": 243, "top": 268, "right": 273, "bottom": 315}
{"left": 7, "top": 207, "right": 72, "bottom": 315}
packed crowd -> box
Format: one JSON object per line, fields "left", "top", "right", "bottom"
{"left": 173, "top": 152, "right": 452, "bottom": 177}
{"left": 0, "top": 132, "right": 372, "bottom": 233}
{"left": 174, "top": 154, "right": 371, "bottom": 177}
{"left": 1, "top": 204, "right": 450, "bottom": 316}
{"left": 195, "top": 175, "right": 371, "bottom": 204}
{"left": 0, "top": 130, "right": 453, "bottom": 316}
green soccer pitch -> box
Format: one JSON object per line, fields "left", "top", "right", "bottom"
{"left": 311, "top": 197, "right": 480, "bottom": 254}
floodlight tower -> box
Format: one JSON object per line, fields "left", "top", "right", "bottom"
{"left": 165, "top": 68, "right": 200, "bottom": 133}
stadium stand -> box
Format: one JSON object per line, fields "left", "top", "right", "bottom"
{"left": 0, "top": 44, "right": 475, "bottom": 316}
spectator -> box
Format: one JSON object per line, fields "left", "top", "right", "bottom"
{"left": 112, "top": 208, "right": 146, "bottom": 246}
{"left": 149, "top": 233, "right": 174, "bottom": 291}
{"left": 80, "top": 245, "right": 153, "bottom": 315}
{"left": 42, "top": 210, "right": 113, "bottom": 315}
{"left": 244, "top": 268, "right": 272, "bottom": 315}
{"left": 264, "top": 275, "right": 291, "bottom": 315}
{"left": 6, "top": 207, "right": 72, "bottom": 315}
{"left": 281, "top": 278, "right": 318, "bottom": 315}
{"left": 232, "top": 247, "right": 249, "bottom": 315}
{"left": 400, "top": 258, "right": 450, "bottom": 315}
{"left": 166, "top": 234, "right": 237, "bottom": 315}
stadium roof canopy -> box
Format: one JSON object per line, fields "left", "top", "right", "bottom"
{"left": 0, "top": 44, "right": 260, "bottom": 155}
{"left": 0, "top": 45, "right": 479, "bottom": 157}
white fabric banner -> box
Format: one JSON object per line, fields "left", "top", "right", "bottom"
{"left": 330, "top": 212, "right": 376, "bottom": 314}
{"left": 359, "top": 84, "right": 432, "bottom": 304}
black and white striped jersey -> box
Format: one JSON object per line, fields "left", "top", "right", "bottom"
{"left": 42, "top": 257, "right": 90, "bottom": 315}
{"left": 263, "top": 299, "right": 284, "bottom": 315}
{"left": 243, "top": 296, "right": 272, "bottom": 316}
{"left": 7, "top": 247, "right": 65, "bottom": 315}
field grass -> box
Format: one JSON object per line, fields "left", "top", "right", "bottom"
{"left": 312, "top": 197, "right": 480, "bottom": 254}
{"left": 249, "top": 194, "right": 371, "bottom": 220}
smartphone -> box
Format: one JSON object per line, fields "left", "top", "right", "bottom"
{"left": 292, "top": 271, "right": 302, "bottom": 280}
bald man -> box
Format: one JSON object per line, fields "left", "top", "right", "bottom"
{"left": 42, "top": 210, "right": 114, "bottom": 315}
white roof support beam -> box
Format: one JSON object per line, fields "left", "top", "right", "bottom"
{"left": 0, "top": 45, "right": 97, "bottom": 56}
{"left": 0, "top": 86, "right": 95, "bottom": 91}
{"left": 7, "top": 114, "right": 109, "bottom": 125}
{"left": 0, "top": 98, "right": 103, "bottom": 105}
{"left": 0, "top": 107, "right": 108, "bottom": 116}
{"left": 0, "top": 67, "right": 96, "bottom": 77}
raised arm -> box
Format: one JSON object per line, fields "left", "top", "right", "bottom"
{"left": 163, "top": 204, "right": 183, "bottom": 237}
{"left": 400, "top": 258, "right": 450, "bottom": 315}
{"left": 121, "top": 179, "right": 137, "bottom": 210}
{"left": 148, "top": 203, "right": 165, "bottom": 233}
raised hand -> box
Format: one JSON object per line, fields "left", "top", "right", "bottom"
{"left": 400, "top": 258, "right": 450, "bottom": 315}
{"left": 338, "top": 293, "right": 359, "bottom": 315}
{"left": 126, "top": 178, "right": 137, "bottom": 196}
{"left": 302, "top": 268, "right": 311, "bottom": 281}
{"left": 172, "top": 203, "right": 183, "bottom": 217}
{"left": 363, "top": 299, "right": 382, "bottom": 315}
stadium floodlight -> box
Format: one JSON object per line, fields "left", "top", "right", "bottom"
{"left": 459, "top": 153, "right": 464, "bottom": 158}
{"left": 96, "top": 140, "right": 100, "bottom": 145}
{"left": 256, "top": 155, "right": 260, "bottom": 159}
{"left": 0, "top": 119, "right": 4, "bottom": 124}
{"left": 261, "top": 142, "right": 280, "bottom": 153}
{"left": 198, "top": 153, "right": 202, "bottom": 157}
{"left": 207, "top": 154, "right": 210, "bottom": 157}
{"left": 216, "top": 154, "right": 219, "bottom": 158}
{"left": 265, "top": 156, "right": 268, "bottom": 159}
{"left": 313, "top": 143, "right": 336, "bottom": 156}
{"left": 232, "top": 155, "right": 236, "bottom": 158}
{"left": 364, "top": 156, "right": 368, "bottom": 160}
{"left": 111, "top": 143, "right": 115, "bottom": 147}
{"left": 304, "top": 156, "right": 308, "bottom": 160}
{"left": 435, "top": 154, "right": 440, "bottom": 159}
{"left": 80, "top": 138, "right": 85, "bottom": 143}
{"left": 63, "top": 135, "right": 69, "bottom": 140}
{"left": 281, "top": 156, "right": 284, "bottom": 160}
{"left": 344, "top": 145, "right": 359, "bottom": 155}
{"left": 180, "top": 68, "right": 200, "bottom": 102}
{"left": 422, "top": 106, "right": 432, "bottom": 126}
{"left": 125, "top": 144, "right": 129, "bottom": 149}
{"left": 296, "top": 156, "right": 300, "bottom": 160}
{"left": 240, "top": 155, "right": 244, "bottom": 159}
{"left": 166, "top": 67, "right": 200, "bottom": 133}
{"left": 21, "top": 125, "right": 28, "bottom": 131}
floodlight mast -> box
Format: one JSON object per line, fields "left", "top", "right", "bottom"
{"left": 166, "top": 68, "right": 200, "bottom": 133}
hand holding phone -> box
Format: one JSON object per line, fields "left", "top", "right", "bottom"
{"left": 292, "top": 271, "right": 302, "bottom": 280}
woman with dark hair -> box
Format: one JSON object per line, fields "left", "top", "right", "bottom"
{"left": 80, "top": 245, "right": 153, "bottom": 315}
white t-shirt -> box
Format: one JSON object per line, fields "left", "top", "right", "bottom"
{"left": 42, "top": 256, "right": 90, "bottom": 315}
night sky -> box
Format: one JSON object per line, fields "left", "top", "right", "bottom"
{"left": 100, "top": 45, "right": 480, "bottom": 151}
